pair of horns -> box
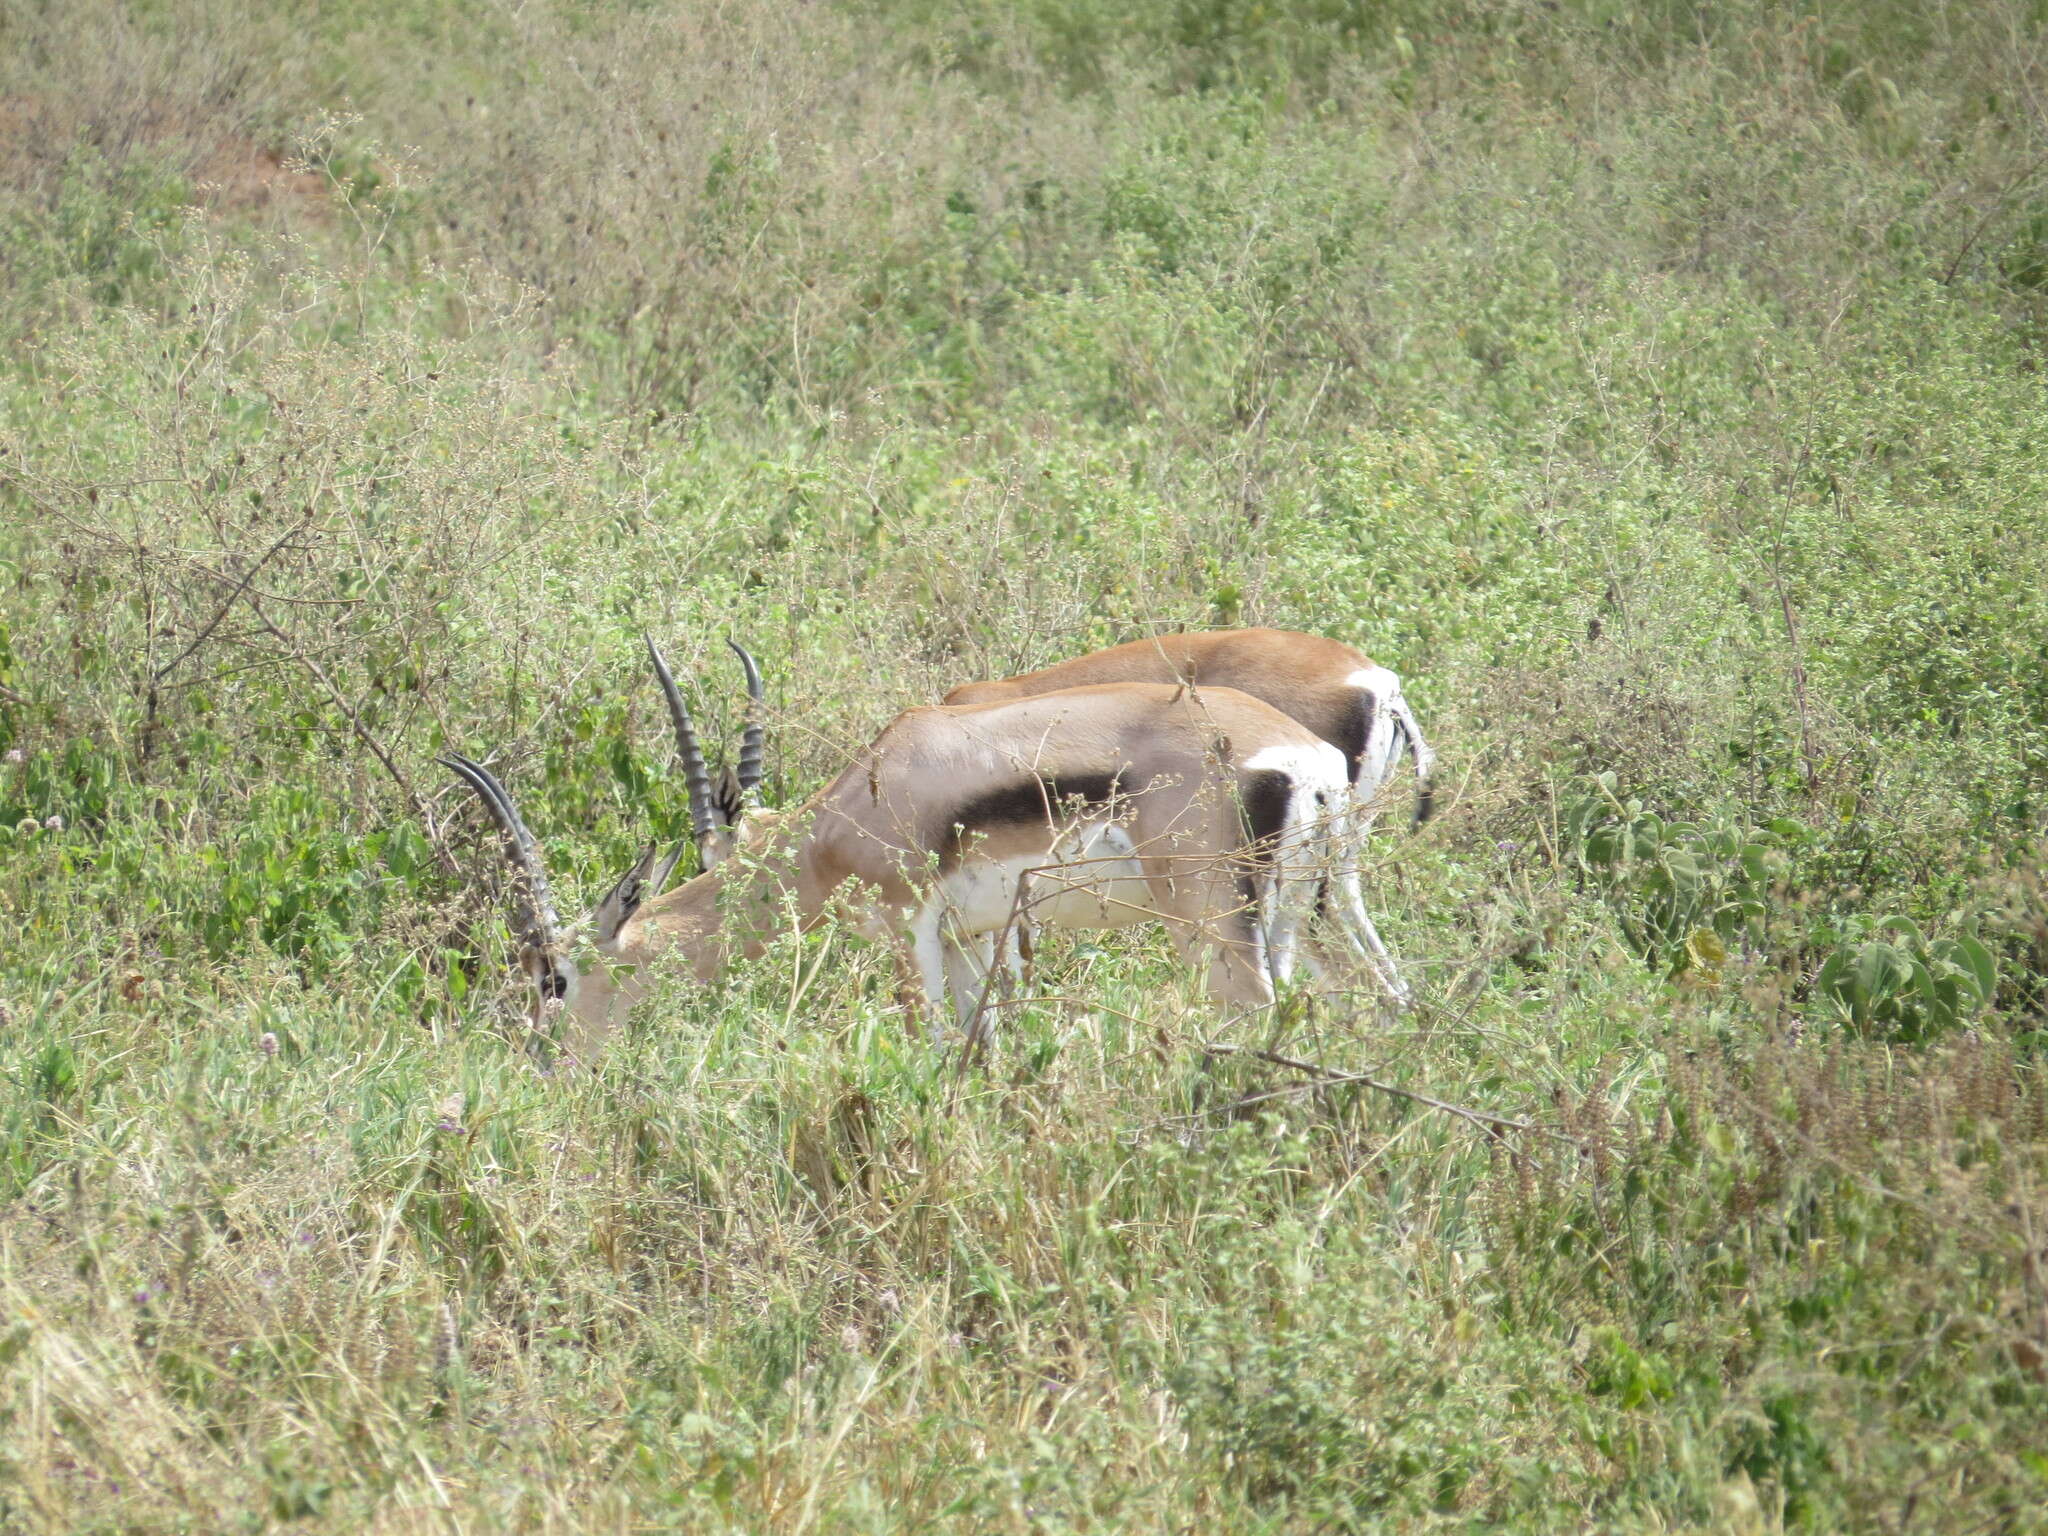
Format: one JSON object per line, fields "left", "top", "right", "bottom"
{"left": 440, "top": 638, "right": 767, "bottom": 953}
{"left": 646, "top": 636, "right": 764, "bottom": 848}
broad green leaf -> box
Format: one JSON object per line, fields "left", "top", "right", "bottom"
{"left": 1948, "top": 936, "right": 1997, "bottom": 1002}
{"left": 1853, "top": 943, "right": 1909, "bottom": 1004}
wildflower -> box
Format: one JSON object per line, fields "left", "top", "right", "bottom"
{"left": 2, "top": 749, "right": 20, "bottom": 766}
{"left": 42, "top": 814, "right": 62, "bottom": 833}
{"left": 435, "top": 1090, "right": 467, "bottom": 1134}
{"left": 259, "top": 1031, "right": 279, "bottom": 1057}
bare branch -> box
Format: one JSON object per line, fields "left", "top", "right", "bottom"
{"left": 1187, "top": 1043, "right": 1575, "bottom": 1144}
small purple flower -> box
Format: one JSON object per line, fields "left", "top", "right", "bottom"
{"left": 41, "top": 814, "right": 62, "bottom": 833}
{"left": 258, "top": 1031, "right": 279, "bottom": 1057}
{"left": 1495, "top": 839, "right": 1522, "bottom": 855}
{"left": 435, "top": 1091, "right": 466, "bottom": 1134}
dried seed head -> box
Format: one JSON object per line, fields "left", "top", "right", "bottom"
{"left": 434, "top": 1300, "right": 461, "bottom": 1378}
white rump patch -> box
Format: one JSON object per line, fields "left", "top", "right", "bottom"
{"left": 1345, "top": 665, "right": 1407, "bottom": 800}
{"left": 1243, "top": 740, "right": 1349, "bottom": 799}
{"left": 1344, "top": 664, "right": 1400, "bottom": 699}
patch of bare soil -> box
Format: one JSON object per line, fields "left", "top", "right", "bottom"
{"left": 0, "top": 93, "right": 329, "bottom": 220}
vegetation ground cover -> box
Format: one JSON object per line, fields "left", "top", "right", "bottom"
{"left": 1, "top": 0, "right": 2045, "bottom": 1528}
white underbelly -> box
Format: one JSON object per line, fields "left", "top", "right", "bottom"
{"left": 936, "top": 822, "right": 1157, "bottom": 934}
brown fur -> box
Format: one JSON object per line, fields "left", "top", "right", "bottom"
{"left": 945, "top": 630, "right": 1383, "bottom": 781}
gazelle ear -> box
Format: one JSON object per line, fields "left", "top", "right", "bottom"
{"left": 712, "top": 764, "right": 745, "bottom": 833}
{"left": 591, "top": 843, "right": 661, "bottom": 947}
{"left": 650, "top": 838, "right": 688, "bottom": 896}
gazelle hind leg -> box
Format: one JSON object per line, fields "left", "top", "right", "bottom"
{"left": 1260, "top": 825, "right": 1321, "bottom": 988}
{"left": 1205, "top": 942, "right": 1278, "bottom": 1009}
{"left": 1329, "top": 866, "right": 1411, "bottom": 1005}
{"left": 1323, "top": 783, "right": 1411, "bottom": 1005}
{"left": 1164, "top": 890, "right": 1275, "bottom": 1009}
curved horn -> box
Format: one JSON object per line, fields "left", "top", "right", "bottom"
{"left": 647, "top": 636, "right": 721, "bottom": 839}
{"left": 728, "top": 638, "right": 765, "bottom": 800}
{"left": 439, "top": 752, "right": 565, "bottom": 948}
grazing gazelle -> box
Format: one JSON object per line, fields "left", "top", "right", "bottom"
{"left": 440, "top": 640, "right": 1357, "bottom": 1049}
{"left": 945, "top": 629, "right": 1435, "bottom": 826}
{"left": 944, "top": 628, "right": 1433, "bottom": 1002}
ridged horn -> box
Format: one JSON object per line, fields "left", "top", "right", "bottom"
{"left": 728, "top": 638, "right": 765, "bottom": 801}
{"left": 647, "top": 635, "right": 721, "bottom": 839}
{"left": 439, "top": 752, "right": 565, "bottom": 949}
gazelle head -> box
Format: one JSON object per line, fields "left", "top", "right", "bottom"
{"left": 440, "top": 637, "right": 768, "bottom": 1045}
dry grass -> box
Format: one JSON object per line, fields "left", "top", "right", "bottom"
{"left": 0, "top": 0, "right": 2046, "bottom": 1529}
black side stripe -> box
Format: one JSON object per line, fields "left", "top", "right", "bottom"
{"left": 938, "top": 772, "right": 1126, "bottom": 870}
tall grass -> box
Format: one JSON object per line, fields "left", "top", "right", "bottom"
{"left": 0, "top": 0, "right": 2045, "bottom": 1529}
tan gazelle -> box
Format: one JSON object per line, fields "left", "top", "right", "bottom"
{"left": 441, "top": 639, "right": 1366, "bottom": 1050}
{"left": 945, "top": 628, "right": 1434, "bottom": 1003}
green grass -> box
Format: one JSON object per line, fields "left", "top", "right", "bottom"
{"left": 1, "top": 0, "right": 2046, "bottom": 1529}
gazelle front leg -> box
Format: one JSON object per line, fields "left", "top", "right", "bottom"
{"left": 906, "top": 900, "right": 956, "bottom": 1036}
{"left": 907, "top": 894, "right": 1008, "bottom": 1034}
{"left": 941, "top": 929, "right": 999, "bottom": 1024}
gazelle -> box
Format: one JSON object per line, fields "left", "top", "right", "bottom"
{"left": 944, "top": 628, "right": 1434, "bottom": 1002}
{"left": 440, "top": 640, "right": 1359, "bottom": 1050}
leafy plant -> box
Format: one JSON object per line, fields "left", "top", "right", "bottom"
{"left": 1563, "top": 773, "right": 1807, "bottom": 977}
{"left": 1813, "top": 916, "right": 1997, "bottom": 1041}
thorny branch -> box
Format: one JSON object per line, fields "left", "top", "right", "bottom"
{"left": 240, "top": 590, "right": 461, "bottom": 879}
{"left": 1185, "top": 1042, "right": 1577, "bottom": 1145}
{"left": 141, "top": 511, "right": 313, "bottom": 760}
